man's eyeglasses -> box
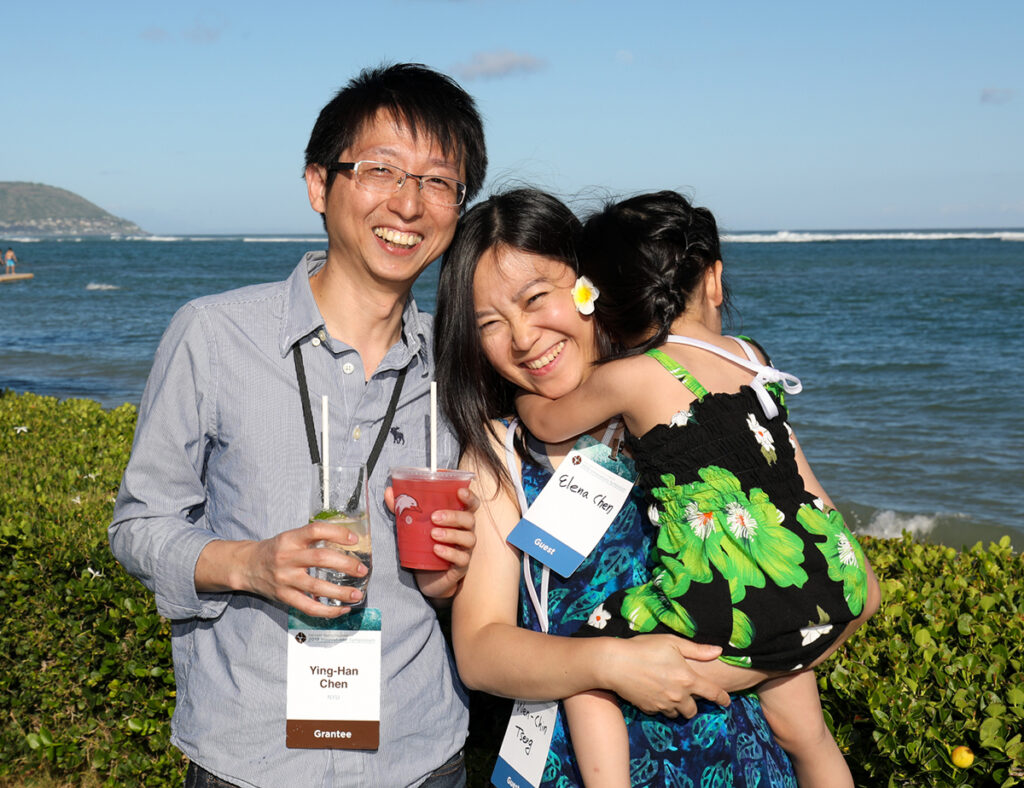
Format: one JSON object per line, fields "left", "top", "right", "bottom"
{"left": 328, "top": 161, "right": 466, "bottom": 207}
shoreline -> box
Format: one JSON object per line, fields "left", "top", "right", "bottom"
{"left": 2, "top": 386, "right": 1021, "bottom": 555}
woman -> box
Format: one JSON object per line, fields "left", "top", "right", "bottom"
{"left": 435, "top": 189, "right": 797, "bottom": 787}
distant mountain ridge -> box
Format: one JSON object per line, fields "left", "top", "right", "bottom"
{"left": 0, "top": 182, "right": 148, "bottom": 237}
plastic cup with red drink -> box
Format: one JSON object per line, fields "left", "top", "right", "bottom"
{"left": 390, "top": 467, "right": 475, "bottom": 570}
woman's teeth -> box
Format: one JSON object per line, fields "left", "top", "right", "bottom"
{"left": 374, "top": 227, "right": 422, "bottom": 248}
{"left": 525, "top": 340, "right": 566, "bottom": 370}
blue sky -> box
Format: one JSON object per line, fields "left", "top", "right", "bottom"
{"left": 3, "top": 1, "right": 1021, "bottom": 234}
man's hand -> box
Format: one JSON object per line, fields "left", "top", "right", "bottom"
{"left": 195, "top": 519, "right": 369, "bottom": 618}
{"left": 385, "top": 485, "right": 479, "bottom": 600}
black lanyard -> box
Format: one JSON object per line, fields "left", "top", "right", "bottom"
{"left": 292, "top": 342, "right": 408, "bottom": 479}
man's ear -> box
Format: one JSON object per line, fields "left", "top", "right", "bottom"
{"left": 305, "top": 164, "right": 328, "bottom": 215}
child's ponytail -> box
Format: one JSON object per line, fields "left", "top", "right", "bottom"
{"left": 581, "top": 191, "right": 726, "bottom": 357}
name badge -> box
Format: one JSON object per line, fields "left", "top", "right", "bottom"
{"left": 491, "top": 700, "right": 558, "bottom": 788}
{"left": 507, "top": 434, "right": 636, "bottom": 577}
{"left": 286, "top": 607, "right": 381, "bottom": 749}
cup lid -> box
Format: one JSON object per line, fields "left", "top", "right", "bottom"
{"left": 390, "top": 466, "right": 475, "bottom": 481}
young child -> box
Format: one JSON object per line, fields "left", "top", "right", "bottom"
{"left": 516, "top": 191, "right": 880, "bottom": 788}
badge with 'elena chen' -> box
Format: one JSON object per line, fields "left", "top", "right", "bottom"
{"left": 507, "top": 434, "right": 636, "bottom": 577}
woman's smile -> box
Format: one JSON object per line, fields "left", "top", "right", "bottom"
{"left": 522, "top": 340, "right": 567, "bottom": 371}
{"left": 473, "top": 247, "right": 597, "bottom": 400}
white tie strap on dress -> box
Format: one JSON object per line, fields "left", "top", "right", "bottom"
{"left": 665, "top": 335, "right": 802, "bottom": 420}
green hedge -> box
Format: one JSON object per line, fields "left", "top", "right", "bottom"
{"left": 822, "top": 534, "right": 1023, "bottom": 787}
{"left": 1, "top": 391, "right": 1021, "bottom": 786}
{"left": 0, "top": 393, "right": 180, "bottom": 786}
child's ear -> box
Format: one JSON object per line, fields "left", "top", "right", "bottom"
{"left": 705, "top": 260, "right": 724, "bottom": 308}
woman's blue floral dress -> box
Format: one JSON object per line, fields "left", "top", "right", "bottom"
{"left": 516, "top": 432, "right": 797, "bottom": 787}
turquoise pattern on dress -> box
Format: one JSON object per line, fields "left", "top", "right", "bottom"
{"left": 516, "top": 440, "right": 796, "bottom": 787}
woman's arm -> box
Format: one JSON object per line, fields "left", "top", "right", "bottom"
{"left": 451, "top": 430, "right": 732, "bottom": 717}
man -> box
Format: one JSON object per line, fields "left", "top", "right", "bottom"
{"left": 110, "top": 64, "right": 487, "bottom": 787}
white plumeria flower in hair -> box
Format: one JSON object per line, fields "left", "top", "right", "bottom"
{"left": 572, "top": 276, "right": 600, "bottom": 315}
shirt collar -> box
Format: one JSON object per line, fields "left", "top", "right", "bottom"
{"left": 278, "top": 251, "right": 431, "bottom": 371}
{"left": 278, "top": 252, "right": 327, "bottom": 356}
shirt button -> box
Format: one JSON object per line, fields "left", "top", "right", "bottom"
{"left": 352, "top": 427, "right": 362, "bottom": 440}
{"left": 310, "top": 336, "right": 321, "bottom": 347}
{"left": 343, "top": 362, "right": 355, "bottom": 374}
{"left": 318, "top": 329, "right": 327, "bottom": 341}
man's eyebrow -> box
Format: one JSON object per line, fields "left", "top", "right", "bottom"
{"left": 362, "top": 146, "right": 460, "bottom": 174}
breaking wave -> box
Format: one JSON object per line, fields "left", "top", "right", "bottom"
{"left": 724, "top": 229, "right": 1024, "bottom": 243}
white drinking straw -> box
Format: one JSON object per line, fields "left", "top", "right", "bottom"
{"left": 321, "top": 394, "right": 330, "bottom": 510}
{"left": 429, "top": 381, "right": 437, "bottom": 473}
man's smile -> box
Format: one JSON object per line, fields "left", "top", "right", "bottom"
{"left": 374, "top": 226, "right": 423, "bottom": 249}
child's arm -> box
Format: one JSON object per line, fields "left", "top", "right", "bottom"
{"left": 515, "top": 358, "right": 639, "bottom": 443}
{"left": 563, "top": 691, "right": 632, "bottom": 788}
{"left": 789, "top": 428, "right": 882, "bottom": 626}
{"left": 788, "top": 428, "right": 837, "bottom": 509}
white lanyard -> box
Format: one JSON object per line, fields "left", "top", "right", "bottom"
{"left": 491, "top": 419, "right": 623, "bottom": 788}
{"left": 504, "top": 418, "right": 621, "bottom": 633}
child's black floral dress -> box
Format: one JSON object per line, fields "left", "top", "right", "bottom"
{"left": 575, "top": 336, "right": 869, "bottom": 671}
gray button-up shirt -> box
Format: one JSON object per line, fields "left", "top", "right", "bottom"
{"left": 110, "top": 253, "right": 466, "bottom": 787}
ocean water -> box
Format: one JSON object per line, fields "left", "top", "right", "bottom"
{"left": 2, "top": 230, "right": 1022, "bottom": 551}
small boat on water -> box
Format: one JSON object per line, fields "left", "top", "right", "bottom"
{"left": 0, "top": 272, "right": 34, "bottom": 283}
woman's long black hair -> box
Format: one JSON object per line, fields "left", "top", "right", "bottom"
{"left": 434, "top": 188, "right": 589, "bottom": 488}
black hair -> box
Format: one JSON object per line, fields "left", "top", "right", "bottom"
{"left": 579, "top": 190, "right": 729, "bottom": 356}
{"left": 304, "top": 63, "right": 487, "bottom": 206}
{"left": 434, "top": 188, "right": 592, "bottom": 487}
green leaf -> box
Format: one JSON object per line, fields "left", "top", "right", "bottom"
{"left": 980, "top": 716, "right": 1005, "bottom": 747}
{"left": 914, "top": 627, "right": 935, "bottom": 647}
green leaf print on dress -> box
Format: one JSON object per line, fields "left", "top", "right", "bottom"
{"left": 797, "top": 502, "right": 868, "bottom": 616}
{"left": 622, "top": 568, "right": 697, "bottom": 636}
{"left": 621, "top": 466, "right": 808, "bottom": 636}
{"left": 730, "top": 607, "right": 755, "bottom": 651}
{"left": 641, "top": 719, "right": 678, "bottom": 753}
{"left": 630, "top": 751, "right": 660, "bottom": 784}
{"left": 720, "top": 608, "right": 755, "bottom": 668}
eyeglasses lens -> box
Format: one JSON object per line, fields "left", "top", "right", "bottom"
{"left": 353, "top": 161, "right": 464, "bottom": 206}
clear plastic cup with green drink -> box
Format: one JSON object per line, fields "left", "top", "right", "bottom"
{"left": 309, "top": 464, "right": 371, "bottom": 607}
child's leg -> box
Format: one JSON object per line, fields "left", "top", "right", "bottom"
{"left": 801, "top": 559, "right": 882, "bottom": 670}
{"left": 758, "top": 671, "right": 852, "bottom": 788}
{"left": 673, "top": 658, "right": 852, "bottom": 786}
{"left": 563, "top": 690, "right": 631, "bottom": 788}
